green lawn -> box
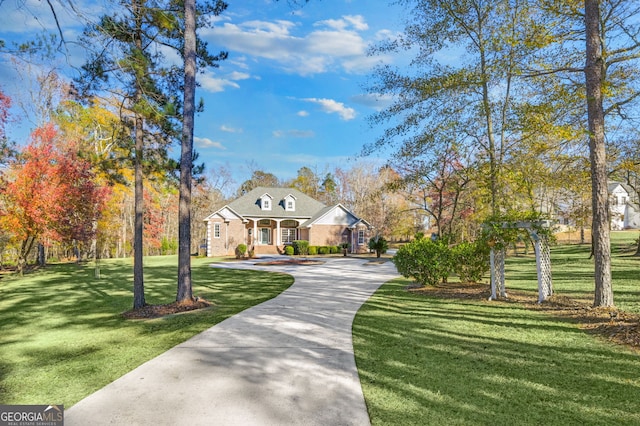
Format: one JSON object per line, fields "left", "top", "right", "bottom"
{"left": 354, "top": 231, "right": 640, "bottom": 425}
{"left": 506, "top": 230, "right": 640, "bottom": 313}
{"left": 0, "top": 256, "right": 293, "bottom": 406}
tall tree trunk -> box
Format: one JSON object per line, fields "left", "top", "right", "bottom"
{"left": 176, "top": 0, "right": 196, "bottom": 303}
{"left": 480, "top": 43, "right": 498, "bottom": 216}
{"left": 584, "top": 0, "right": 613, "bottom": 307}
{"left": 131, "top": 0, "right": 146, "bottom": 310}
{"left": 133, "top": 112, "right": 146, "bottom": 309}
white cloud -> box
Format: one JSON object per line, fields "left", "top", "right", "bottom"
{"left": 297, "top": 110, "right": 309, "bottom": 117}
{"left": 302, "top": 98, "right": 356, "bottom": 121}
{"left": 316, "top": 15, "right": 368, "bottom": 31}
{"left": 201, "top": 15, "right": 380, "bottom": 76}
{"left": 197, "top": 69, "right": 251, "bottom": 93}
{"left": 344, "top": 15, "right": 369, "bottom": 31}
{"left": 220, "top": 125, "right": 243, "bottom": 133}
{"left": 194, "top": 137, "right": 226, "bottom": 150}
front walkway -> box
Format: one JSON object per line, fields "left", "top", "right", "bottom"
{"left": 65, "top": 257, "right": 399, "bottom": 425}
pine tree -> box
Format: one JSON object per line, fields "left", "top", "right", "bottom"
{"left": 78, "top": 0, "right": 182, "bottom": 309}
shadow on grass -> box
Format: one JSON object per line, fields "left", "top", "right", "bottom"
{"left": 0, "top": 256, "right": 294, "bottom": 405}
{"left": 354, "top": 279, "right": 640, "bottom": 426}
{"left": 499, "top": 239, "right": 640, "bottom": 313}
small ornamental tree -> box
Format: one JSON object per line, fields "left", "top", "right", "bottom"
{"left": 235, "top": 243, "right": 247, "bottom": 259}
{"left": 393, "top": 238, "right": 452, "bottom": 287}
{"left": 368, "top": 235, "right": 389, "bottom": 258}
{"left": 293, "top": 240, "right": 309, "bottom": 256}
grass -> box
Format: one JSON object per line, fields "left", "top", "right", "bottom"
{"left": 505, "top": 230, "right": 640, "bottom": 313}
{"left": 0, "top": 256, "right": 293, "bottom": 406}
{"left": 353, "top": 231, "right": 640, "bottom": 425}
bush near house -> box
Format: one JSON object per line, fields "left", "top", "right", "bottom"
{"left": 292, "top": 240, "right": 309, "bottom": 255}
{"left": 235, "top": 244, "right": 247, "bottom": 259}
{"left": 308, "top": 246, "right": 318, "bottom": 255}
{"left": 284, "top": 245, "right": 294, "bottom": 255}
{"left": 318, "top": 246, "right": 330, "bottom": 255}
{"left": 330, "top": 245, "right": 340, "bottom": 254}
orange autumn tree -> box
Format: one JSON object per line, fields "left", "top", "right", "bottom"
{"left": 0, "top": 124, "right": 109, "bottom": 273}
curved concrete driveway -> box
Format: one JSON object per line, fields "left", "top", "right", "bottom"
{"left": 66, "top": 257, "right": 399, "bottom": 425}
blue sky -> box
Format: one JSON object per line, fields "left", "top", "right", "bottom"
{"left": 0, "top": 0, "right": 405, "bottom": 182}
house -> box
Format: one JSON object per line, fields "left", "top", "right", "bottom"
{"left": 608, "top": 182, "right": 640, "bottom": 230}
{"left": 204, "top": 187, "right": 373, "bottom": 257}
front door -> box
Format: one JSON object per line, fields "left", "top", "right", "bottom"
{"left": 259, "top": 228, "right": 271, "bottom": 245}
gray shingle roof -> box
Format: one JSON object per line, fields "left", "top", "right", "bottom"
{"left": 227, "top": 187, "right": 327, "bottom": 218}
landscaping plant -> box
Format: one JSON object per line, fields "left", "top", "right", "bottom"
{"left": 235, "top": 243, "right": 247, "bottom": 259}
{"left": 368, "top": 235, "right": 389, "bottom": 258}
{"left": 293, "top": 240, "right": 309, "bottom": 256}
{"left": 393, "top": 238, "right": 452, "bottom": 286}
{"left": 451, "top": 240, "right": 490, "bottom": 282}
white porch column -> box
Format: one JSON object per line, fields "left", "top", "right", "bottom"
{"left": 275, "top": 219, "right": 281, "bottom": 246}
{"left": 253, "top": 220, "right": 258, "bottom": 246}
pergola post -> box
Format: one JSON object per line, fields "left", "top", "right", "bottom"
{"left": 531, "top": 231, "right": 553, "bottom": 303}
{"left": 487, "top": 220, "right": 553, "bottom": 303}
{"left": 489, "top": 248, "right": 506, "bottom": 300}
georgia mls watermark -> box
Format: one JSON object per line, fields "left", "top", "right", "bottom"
{"left": 0, "top": 405, "right": 63, "bottom": 426}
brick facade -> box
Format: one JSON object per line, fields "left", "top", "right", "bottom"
{"left": 204, "top": 187, "right": 372, "bottom": 257}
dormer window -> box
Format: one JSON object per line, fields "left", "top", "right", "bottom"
{"left": 260, "top": 193, "right": 273, "bottom": 211}
{"left": 284, "top": 194, "right": 296, "bottom": 211}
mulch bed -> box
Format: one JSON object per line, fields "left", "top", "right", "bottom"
{"left": 409, "top": 282, "right": 640, "bottom": 351}
{"left": 122, "top": 298, "right": 214, "bottom": 320}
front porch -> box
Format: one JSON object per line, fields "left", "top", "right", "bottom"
{"left": 246, "top": 218, "right": 305, "bottom": 255}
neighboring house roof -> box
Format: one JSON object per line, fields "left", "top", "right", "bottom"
{"left": 609, "top": 181, "right": 636, "bottom": 197}
{"left": 608, "top": 182, "right": 623, "bottom": 193}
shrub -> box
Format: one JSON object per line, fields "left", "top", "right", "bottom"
{"left": 248, "top": 248, "right": 255, "bottom": 258}
{"left": 308, "top": 246, "right": 318, "bottom": 255}
{"left": 235, "top": 244, "right": 247, "bottom": 259}
{"left": 318, "top": 246, "right": 330, "bottom": 255}
{"left": 368, "top": 235, "right": 389, "bottom": 258}
{"left": 330, "top": 246, "right": 340, "bottom": 254}
{"left": 284, "top": 245, "right": 294, "bottom": 255}
{"left": 161, "top": 237, "right": 178, "bottom": 255}
{"left": 293, "top": 240, "right": 309, "bottom": 256}
{"left": 393, "top": 239, "right": 453, "bottom": 287}
{"left": 451, "top": 240, "right": 490, "bottom": 283}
